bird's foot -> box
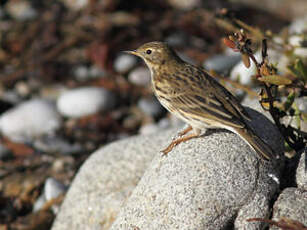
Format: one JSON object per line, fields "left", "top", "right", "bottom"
{"left": 177, "top": 125, "right": 193, "bottom": 137}
{"left": 161, "top": 133, "right": 199, "bottom": 156}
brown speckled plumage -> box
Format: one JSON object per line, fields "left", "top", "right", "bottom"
{"left": 126, "top": 41, "right": 274, "bottom": 160}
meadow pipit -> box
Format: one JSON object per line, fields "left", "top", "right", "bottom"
{"left": 125, "top": 41, "right": 274, "bottom": 161}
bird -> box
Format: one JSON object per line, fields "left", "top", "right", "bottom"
{"left": 125, "top": 41, "right": 274, "bottom": 161}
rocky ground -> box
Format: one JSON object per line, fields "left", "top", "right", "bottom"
{"left": 0, "top": 0, "right": 306, "bottom": 229}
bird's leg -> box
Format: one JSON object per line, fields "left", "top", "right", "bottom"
{"left": 177, "top": 125, "right": 192, "bottom": 136}
{"left": 161, "top": 132, "right": 199, "bottom": 155}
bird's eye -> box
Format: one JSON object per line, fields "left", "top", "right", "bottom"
{"left": 146, "top": 49, "right": 152, "bottom": 55}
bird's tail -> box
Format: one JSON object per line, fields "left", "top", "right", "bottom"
{"left": 233, "top": 126, "right": 275, "bottom": 161}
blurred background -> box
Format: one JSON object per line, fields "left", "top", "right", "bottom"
{"left": 0, "top": 0, "right": 306, "bottom": 229}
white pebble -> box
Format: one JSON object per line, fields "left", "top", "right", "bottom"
{"left": 114, "top": 54, "right": 137, "bottom": 73}
{"left": 44, "top": 178, "right": 67, "bottom": 201}
{"left": 203, "top": 54, "right": 241, "bottom": 73}
{"left": 294, "top": 47, "right": 307, "bottom": 58}
{"left": 33, "top": 194, "right": 46, "bottom": 212}
{"left": 6, "top": 0, "right": 37, "bottom": 21}
{"left": 0, "top": 99, "right": 62, "bottom": 142}
{"left": 57, "top": 87, "right": 116, "bottom": 118}
{"left": 230, "top": 50, "right": 285, "bottom": 86}
{"left": 230, "top": 59, "right": 257, "bottom": 86}
{"left": 88, "top": 66, "right": 106, "bottom": 78}
{"left": 60, "top": 0, "right": 89, "bottom": 10}
{"left": 289, "top": 15, "right": 307, "bottom": 34}
{"left": 139, "top": 123, "right": 160, "bottom": 135}
{"left": 138, "top": 97, "right": 165, "bottom": 118}
{"left": 289, "top": 35, "right": 304, "bottom": 46}
{"left": 74, "top": 65, "right": 89, "bottom": 81}
{"left": 128, "top": 67, "right": 151, "bottom": 86}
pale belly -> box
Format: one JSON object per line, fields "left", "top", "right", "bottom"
{"left": 157, "top": 95, "right": 225, "bottom": 130}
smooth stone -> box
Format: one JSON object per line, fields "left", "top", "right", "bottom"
{"left": 203, "top": 54, "right": 241, "bottom": 73}
{"left": 33, "top": 194, "right": 47, "bottom": 212}
{"left": 44, "top": 178, "right": 67, "bottom": 201}
{"left": 230, "top": 49, "right": 286, "bottom": 85}
{"left": 139, "top": 123, "right": 160, "bottom": 135}
{"left": 74, "top": 65, "right": 105, "bottom": 81}
{"left": 128, "top": 67, "right": 151, "bottom": 86}
{"left": 73, "top": 65, "right": 89, "bottom": 81}
{"left": 52, "top": 107, "right": 283, "bottom": 230}
{"left": 111, "top": 108, "right": 284, "bottom": 230}
{"left": 157, "top": 117, "right": 171, "bottom": 129}
{"left": 137, "top": 97, "right": 165, "bottom": 118}
{"left": 0, "top": 99, "right": 62, "bottom": 142}
{"left": 270, "top": 188, "right": 307, "bottom": 230}
{"left": 1, "top": 90, "right": 22, "bottom": 104}
{"left": 57, "top": 87, "right": 116, "bottom": 118}
{"left": 6, "top": 0, "right": 37, "bottom": 20}
{"left": 88, "top": 66, "right": 106, "bottom": 78}
{"left": 294, "top": 47, "right": 307, "bottom": 58}
{"left": 289, "top": 15, "right": 307, "bottom": 34}
{"left": 230, "top": 57, "right": 258, "bottom": 86}
{"left": 289, "top": 35, "right": 304, "bottom": 46}
{"left": 60, "top": 0, "right": 89, "bottom": 11}
{"left": 165, "top": 32, "right": 187, "bottom": 46}
{"left": 51, "top": 129, "right": 175, "bottom": 230}
{"left": 113, "top": 54, "right": 137, "bottom": 73}
{"left": 34, "top": 136, "right": 83, "bottom": 155}
{"left": 296, "top": 147, "right": 307, "bottom": 189}
{"left": 167, "top": 0, "right": 201, "bottom": 10}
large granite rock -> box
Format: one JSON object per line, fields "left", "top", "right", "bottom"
{"left": 51, "top": 129, "right": 176, "bottom": 230}
{"left": 296, "top": 147, "right": 307, "bottom": 189}
{"left": 52, "top": 108, "right": 284, "bottom": 230}
{"left": 270, "top": 188, "right": 307, "bottom": 230}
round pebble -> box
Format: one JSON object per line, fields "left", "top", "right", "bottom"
{"left": 230, "top": 51, "right": 264, "bottom": 85}
{"left": 0, "top": 99, "right": 62, "bottom": 142}
{"left": 60, "top": 0, "right": 89, "bottom": 11}
{"left": 137, "top": 97, "right": 165, "bottom": 118}
{"left": 289, "top": 15, "right": 307, "bottom": 34}
{"left": 57, "top": 87, "right": 116, "bottom": 118}
{"left": 128, "top": 67, "right": 151, "bottom": 86}
{"left": 34, "top": 136, "right": 83, "bottom": 155}
{"left": 88, "top": 65, "right": 106, "bottom": 78}
{"left": 33, "top": 194, "right": 46, "bottom": 212}
{"left": 73, "top": 65, "right": 89, "bottom": 81}
{"left": 294, "top": 47, "right": 307, "bottom": 58}
{"left": 6, "top": 0, "right": 37, "bottom": 21}
{"left": 44, "top": 178, "right": 67, "bottom": 201}
{"left": 165, "top": 32, "right": 187, "bottom": 46}
{"left": 168, "top": 0, "right": 201, "bottom": 10}
{"left": 114, "top": 54, "right": 137, "bottom": 73}
{"left": 139, "top": 123, "right": 160, "bottom": 135}
{"left": 203, "top": 54, "right": 241, "bottom": 73}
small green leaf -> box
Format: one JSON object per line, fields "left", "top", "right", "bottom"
{"left": 258, "top": 75, "right": 292, "bottom": 85}
{"left": 295, "top": 59, "right": 307, "bottom": 81}
{"left": 288, "top": 58, "right": 307, "bottom": 83}
{"left": 283, "top": 92, "right": 295, "bottom": 111}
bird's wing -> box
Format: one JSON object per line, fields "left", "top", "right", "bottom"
{"left": 168, "top": 65, "right": 251, "bottom": 129}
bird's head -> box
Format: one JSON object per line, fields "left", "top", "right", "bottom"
{"left": 124, "top": 41, "right": 181, "bottom": 68}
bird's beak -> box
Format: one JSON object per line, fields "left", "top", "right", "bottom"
{"left": 123, "top": 50, "right": 139, "bottom": 56}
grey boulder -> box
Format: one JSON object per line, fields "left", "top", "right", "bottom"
{"left": 296, "top": 147, "right": 307, "bottom": 189}
{"left": 110, "top": 109, "right": 284, "bottom": 230}
{"left": 51, "top": 129, "right": 176, "bottom": 230}
{"left": 52, "top": 108, "right": 284, "bottom": 230}
{"left": 270, "top": 187, "right": 307, "bottom": 230}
